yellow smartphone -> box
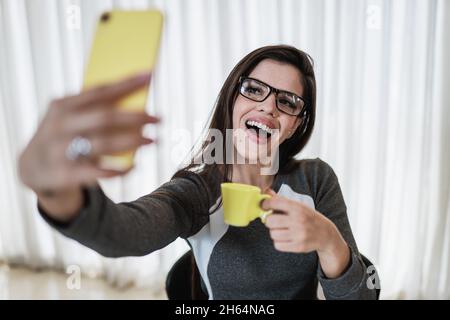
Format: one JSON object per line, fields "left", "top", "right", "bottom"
{"left": 83, "top": 10, "right": 163, "bottom": 171}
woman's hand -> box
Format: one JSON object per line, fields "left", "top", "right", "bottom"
{"left": 262, "top": 189, "right": 351, "bottom": 279}
{"left": 18, "top": 72, "right": 160, "bottom": 195}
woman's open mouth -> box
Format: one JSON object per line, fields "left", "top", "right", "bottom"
{"left": 244, "top": 120, "right": 274, "bottom": 144}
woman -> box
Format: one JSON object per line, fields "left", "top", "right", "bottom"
{"left": 18, "top": 45, "right": 378, "bottom": 299}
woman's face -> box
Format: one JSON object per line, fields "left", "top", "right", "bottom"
{"left": 232, "top": 59, "right": 303, "bottom": 163}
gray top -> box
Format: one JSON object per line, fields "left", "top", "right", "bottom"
{"left": 38, "top": 158, "right": 378, "bottom": 300}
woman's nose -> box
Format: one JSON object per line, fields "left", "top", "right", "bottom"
{"left": 258, "top": 92, "right": 279, "bottom": 116}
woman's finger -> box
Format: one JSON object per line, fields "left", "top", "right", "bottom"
{"left": 273, "top": 241, "right": 296, "bottom": 253}
{"left": 265, "top": 188, "right": 277, "bottom": 196}
{"left": 261, "top": 195, "right": 294, "bottom": 213}
{"left": 84, "top": 131, "right": 154, "bottom": 157}
{"left": 269, "top": 229, "right": 292, "bottom": 242}
{"left": 63, "top": 109, "right": 160, "bottom": 136}
{"left": 62, "top": 72, "right": 151, "bottom": 111}
{"left": 265, "top": 213, "right": 290, "bottom": 229}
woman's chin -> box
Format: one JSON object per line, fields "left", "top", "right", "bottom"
{"left": 231, "top": 129, "right": 279, "bottom": 165}
{"left": 245, "top": 128, "right": 272, "bottom": 145}
{"left": 234, "top": 145, "right": 273, "bottom": 165}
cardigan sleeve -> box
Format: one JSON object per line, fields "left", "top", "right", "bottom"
{"left": 312, "top": 159, "right": 379, "bottom": 300}
{"left": 38, "top": 171, "right": 213, "bottom": 257}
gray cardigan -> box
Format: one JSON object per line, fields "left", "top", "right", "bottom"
{"left": 38, "top": 158, "right": 378, "bottom": 300}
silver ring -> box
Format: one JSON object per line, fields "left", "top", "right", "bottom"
{"left": 66, "top": 136, "right": 92, "bottom": 161}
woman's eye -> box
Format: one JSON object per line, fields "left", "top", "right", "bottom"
{"left": 279, "top": 99, "right": 295, "bottom": 109}
{"left": 247, "top": 87, "right": 262, "bottom": 95}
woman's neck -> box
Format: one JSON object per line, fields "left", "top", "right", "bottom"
{"left": 231, "top": 164, "right": 275, "bottom": 192}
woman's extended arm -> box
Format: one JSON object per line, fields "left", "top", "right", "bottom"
{"left": 18, "top": 73, "right": 213, "bottom": 257}
{"left": 38, "top": 172, "right": 212, "bottom": 257}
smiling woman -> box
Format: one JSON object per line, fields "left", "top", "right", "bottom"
{"left": 168, "top": 45, "right": 375, "bottom": 299}
{"left": 18, "top": 44, "right": 378, "bottom": 300}
{"left": 179, "top": 46, "right": 316, "bottom": 184}
{"left": 232, "top": 60, "right": 306, "bottom": 169}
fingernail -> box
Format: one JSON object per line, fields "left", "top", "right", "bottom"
{"left": 134, "top": 72, "right": 152, "bottom": 83}
{"left": 148, "top": 116, "right": 161, "bottom": 123}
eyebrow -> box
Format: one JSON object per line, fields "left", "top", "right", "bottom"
{"left": 247, "top": 77, "right": 303, "bottom": 98}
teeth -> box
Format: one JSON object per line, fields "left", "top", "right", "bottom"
{"left": 246, "top": 120, "right": 274, "bottom": 135}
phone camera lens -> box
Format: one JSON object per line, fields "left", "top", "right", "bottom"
{"left": 101, "top": 12, "right": 110, "bottom": 22}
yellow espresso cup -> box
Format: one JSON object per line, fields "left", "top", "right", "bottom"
{"left": 221, "top": 182, "right": 273, "bottom": 227}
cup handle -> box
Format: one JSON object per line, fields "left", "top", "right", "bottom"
{"left": 257, "top": 194, "right": 273, "bottom": 224}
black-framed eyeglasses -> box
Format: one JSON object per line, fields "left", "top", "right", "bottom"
{"left": 238, "top": 76, "right": 307, "bottom": 117}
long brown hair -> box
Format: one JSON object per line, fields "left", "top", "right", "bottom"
{"left": 173, "top": 44, "right": 316, "bottom": 193}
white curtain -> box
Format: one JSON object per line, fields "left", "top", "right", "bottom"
{"left": 0, "top": 0, "right": 449, "bottom": 299}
